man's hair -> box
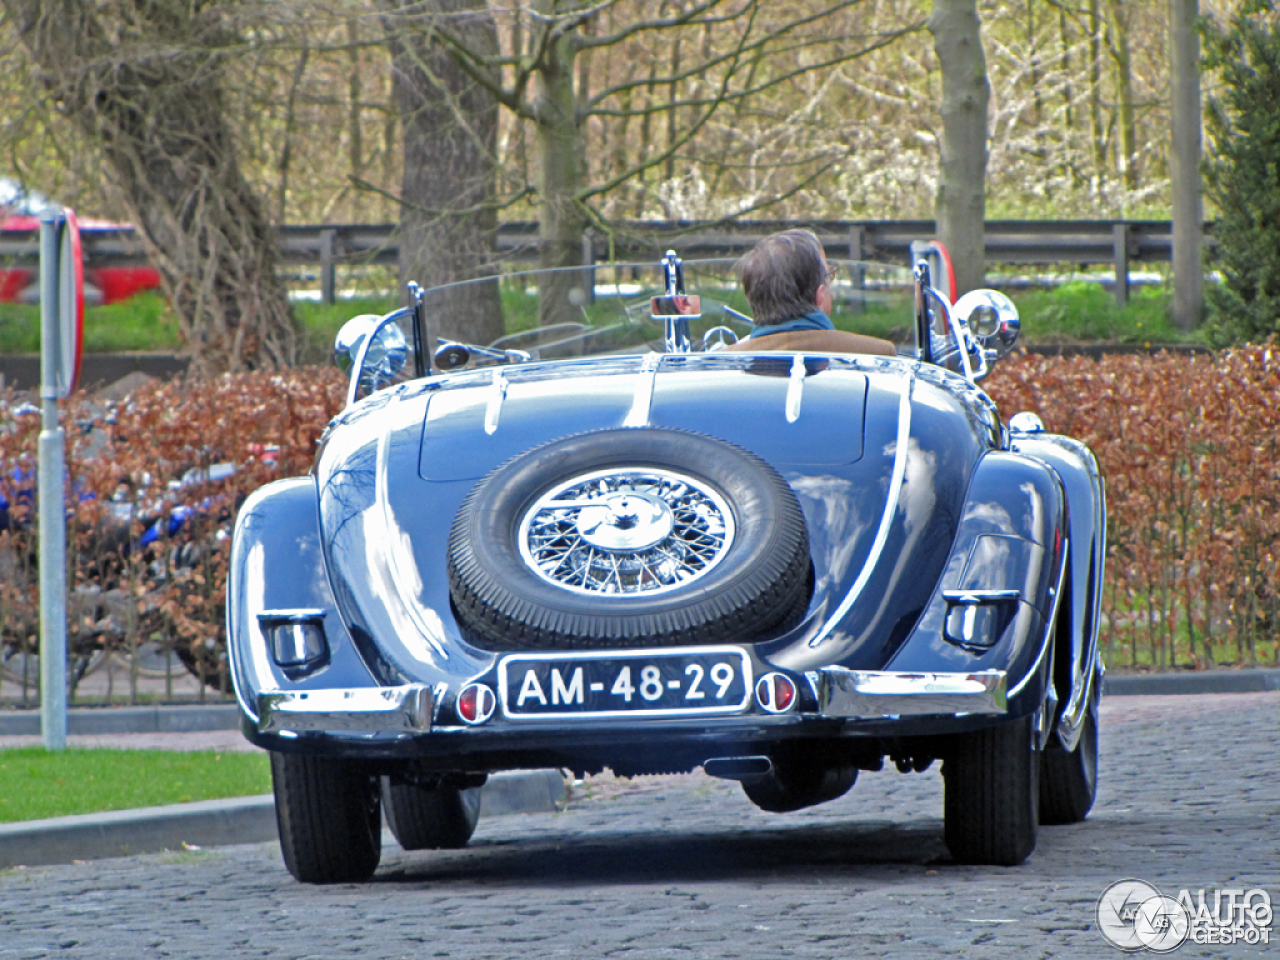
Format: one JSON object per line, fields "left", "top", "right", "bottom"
{"left": 736, "top": 229, "right": 828, "bottom": 326}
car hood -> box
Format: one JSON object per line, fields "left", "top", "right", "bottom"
{"left": 315, "top": 354, "right": 997, "bottom": 679}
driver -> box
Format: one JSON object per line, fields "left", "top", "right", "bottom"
{"left": 726, "top": 229, "right": 896, "bottom": 356}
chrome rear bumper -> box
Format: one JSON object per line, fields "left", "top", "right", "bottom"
{"left": 251, "top": 669, "right": 1005, "bottom": 738}
{"left": 810, "top": 668, "right": 1007, "bottom": 718}
{"left": 256, "top": 685, "right": 433, "bottom": 735}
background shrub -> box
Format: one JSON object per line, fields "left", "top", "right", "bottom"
{"left": 0, "top": 368, "right": 345, "bottom": 700}
{"left": 985, "top": 346, "right": 1280, "bottom": 669}
{"left": 2, "top": 349, "right": 1277, "bottom": 705}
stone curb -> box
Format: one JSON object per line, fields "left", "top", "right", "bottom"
{"left": 0, "top": 770, "right": 567, "bottom": 870}
{"left": 4, "top": 669, "right": 1279, "bottom": 737}
{"left": 0, "top": 704, "right": 241, "bottom": 737}
{"left": 1102, "top": 668, "right": 1280, "bottom": 696}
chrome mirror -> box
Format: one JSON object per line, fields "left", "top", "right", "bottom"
{"left": 953, "top": 290, "right": 1020, "bottom": 365}
{"left": 333, "top": 314, "right": 382, "bottom": 373}
{"left": 435, "top": 342, "right": 471, "bottom": 370}
{"left": 651, "top": 295, "right": 702, "bottom": 320}
{"left": 335, "top": 313, "right": 409, "bottom": 406}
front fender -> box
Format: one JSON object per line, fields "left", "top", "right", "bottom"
{"left": 885, "top": 450, "right": 1069, "bottom": 718}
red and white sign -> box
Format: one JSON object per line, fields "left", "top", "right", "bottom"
{"left": 59, "top": 210, "right": 84, "bottom": 395}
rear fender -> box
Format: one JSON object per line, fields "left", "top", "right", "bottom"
{"left": 1010, "top": 433, "right": 1107, "bottom": 748}
{"left": 227, "top": 477, "right": 376, "bottom": 724}
{"left": 885, "top": 451, "right": 1069, "bottom": 718}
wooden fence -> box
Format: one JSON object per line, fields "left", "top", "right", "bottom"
{"left": 0, "top": 219, "right": 1209, "bottom": 307}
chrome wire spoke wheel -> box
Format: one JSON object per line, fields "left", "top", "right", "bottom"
{"left": 518, "top": 468, "right": 736, "bottom": 595}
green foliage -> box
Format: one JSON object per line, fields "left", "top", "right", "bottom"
{"left": 1010, "top": 281, "right": 1192, "bottom": 345}
{"left": 293, "top": 296, "right": 398, "bottom": 362}
{"left": 0, "top": 748, "right": 270, "bottom": 823}
{"left": 0, "top": 293, "right": 181, "bottom": 353}
{"left": 1202, "top": 0, "right": 1280, "bottom": 345}
{"left": 0, "top": 280, "right": 1200, "bottom": 358}
{"left": 0, "top": 302, "right": 37, "bottom": 353}
{"left": 84, "top": 294, "right": 182, "bottom": 352}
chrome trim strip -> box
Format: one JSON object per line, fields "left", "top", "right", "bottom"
{"left": 1008, "top": 536, "right": 1069, "bottom": 699}
{"left": 785, "top": 354, "right": 806, "bottom": 423}
{"left": 811, "top": 667, "right": 1007, "bottom": 718}
{"left": 809, "top": 372, "right": 914, "bottom": 648}
{"left": 484, "top": 368, "right": 508, "bottom": 435}
{"left": 623, "top": 353, "right": 662, "bottom": 427}
{"left": 257, "top": 685, "right": 433, "bottom": 735}
{"left": 941, "top": 589, "right": 1021, "bottom": 604}
{"left": 257, "top": 608, "right": 327, "bottom": 622}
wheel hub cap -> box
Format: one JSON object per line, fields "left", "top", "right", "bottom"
{"left": 575, "top": 491, "right": 674, "bottom": 552}
{"left": 518, "top": 468, "right": 735, "bottom": 595}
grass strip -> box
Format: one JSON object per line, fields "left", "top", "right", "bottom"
{"left": 0, "top": 748, "right": 270, "bottom": 824}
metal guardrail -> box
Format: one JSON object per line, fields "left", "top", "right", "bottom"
{"left": 0, "top": 219, "right": 1210, "bottom": 307}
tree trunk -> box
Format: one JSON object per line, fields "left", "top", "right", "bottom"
{"left": 1169, "top": 0, "right": 1203, "bottom": 331}
{"left": 384, "top": 0, "right": 503, "bottom": 346}
{"left": 930, "top": 0, "right": 990, "bottom": 296}
{"left": 1088, "top": 0, "right": 1108, "bottom": 194}
{"left": 4, "top": 0, "right": 299, "bottom": 376}
{"left": 1104, "top": 0, "right": 1137, "bottom": 192}
{"left": 534, "top": 13, "right": 591, "bottom": 328}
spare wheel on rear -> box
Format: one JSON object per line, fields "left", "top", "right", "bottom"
{"left": 446, "top": 428, "right": 811, "bottom": 651}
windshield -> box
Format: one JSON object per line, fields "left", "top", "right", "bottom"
{"left": 412, "top": 258, "right": 919, "bottom": 366}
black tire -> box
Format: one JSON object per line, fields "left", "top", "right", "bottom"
{"left": 381, "top": 778, "right": 482, "bottom": 851}
{"left": 271, "top": 752, "right": 382, "bottom": 884}
{"left": 943, "top": 715, "right": 1040, "bottom": 866}
{"left": 1040, "top": 695, "right": 1099, "bottom": 824}
{"left": 448, "top": 428, "right": 811, "bottom": 651}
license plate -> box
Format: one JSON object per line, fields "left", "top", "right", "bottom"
{"left": 498, "top": 647, "right": 752, "bottom": 719}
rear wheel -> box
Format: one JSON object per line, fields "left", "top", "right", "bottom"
{"left": 381, "top": 778, "right": 482, "bottom": 851}
{"left": 270, "top": 752, "right": 381, "bottom": 884}
{"left": 1040, "top": 696, "right": 1099, "bottom": 824}
{"left": 943, "top": 715, "right": 1040, "bottom": 866}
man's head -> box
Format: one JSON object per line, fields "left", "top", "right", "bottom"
{"left": 736, "top": 229, "right": 832, "bottom": 326}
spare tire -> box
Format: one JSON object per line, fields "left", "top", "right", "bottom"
{"left": 447, "top": 428, "right": 811, "bottom": 651}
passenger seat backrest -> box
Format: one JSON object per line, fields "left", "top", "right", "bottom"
{"left": 720, "top": 329, "right": 897, "bottom": 357}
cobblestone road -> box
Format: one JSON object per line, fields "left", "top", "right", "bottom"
{"left": 2, "top": 692, "right": 1277, "bottom": 959}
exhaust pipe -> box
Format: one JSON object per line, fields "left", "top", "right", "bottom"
{"left": 703, "top": 756, "right": 773, "bottom": 781}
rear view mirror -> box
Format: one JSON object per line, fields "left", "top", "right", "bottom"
{"left": 434, "top": 343, "right": 471, "bottom": 370}
{"left": 651, "top": 295, "right": 702, "bottom": 319}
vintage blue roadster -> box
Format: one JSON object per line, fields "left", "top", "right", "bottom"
{"left": 227, "top": 252, "right": 1106, "bottom": 882}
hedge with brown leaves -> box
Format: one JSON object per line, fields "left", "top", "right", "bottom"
{"left": 3, "top": 350, "right": 1277, "bottom": 701}
{"left": 0, "top": 368, "right": 346, "bottom": 699}
{"left": 985, "top": 346, "right": 1280, "bottom": 670}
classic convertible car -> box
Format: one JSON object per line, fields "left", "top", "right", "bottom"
{"left": 228, "top": 252, "right": 1106, "bottom": 883}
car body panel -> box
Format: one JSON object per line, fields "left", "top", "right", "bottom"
{"left": 228, "top": 262, "right": 1103, "bottom": 783}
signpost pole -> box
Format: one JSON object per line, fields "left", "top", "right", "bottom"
{"left": 38, "top": 213, "right": 67, "bottom": 751}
